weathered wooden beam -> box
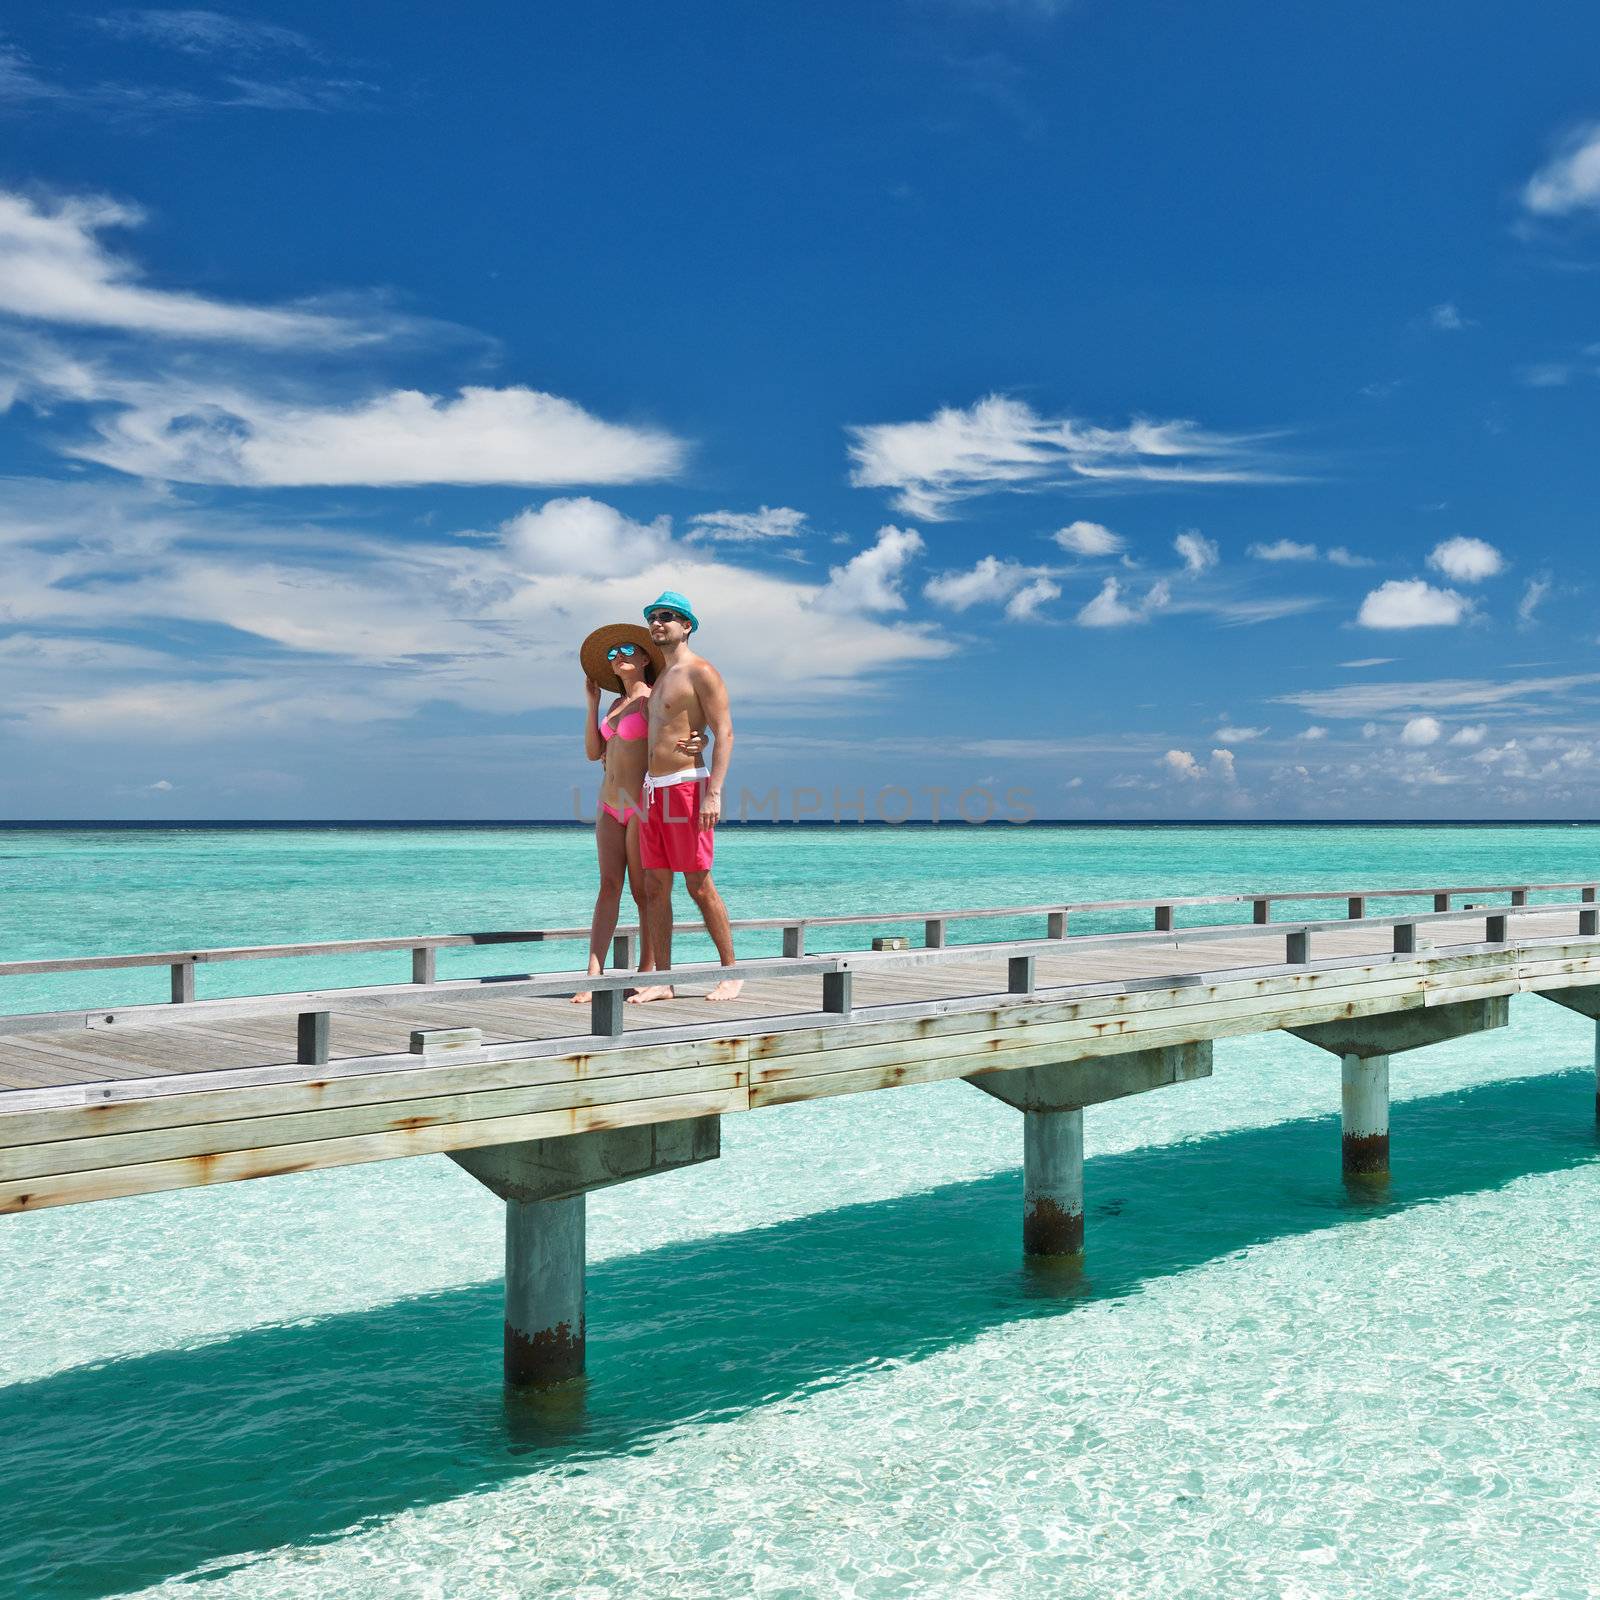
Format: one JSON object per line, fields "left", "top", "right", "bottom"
{"left": 1289, "top": 996, "right": 1509, "bottom": 1060}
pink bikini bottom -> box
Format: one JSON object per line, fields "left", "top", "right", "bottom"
{"left": 600, "top": 799, "right": 643, "bottom": 826}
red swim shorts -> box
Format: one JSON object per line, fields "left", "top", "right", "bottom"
{"left": 640, "top": 779, "right": 715, "bottom": 873}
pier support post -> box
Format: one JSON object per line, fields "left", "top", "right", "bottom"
{"left": 1022, "top": 1107, "right": 1083, "bottom": 1256}
{"left": 504, "top": 1193, "right": 586, "bottom": 1384}
{"left": 1340, "top": 1053, "right": 1389, "bottom": 1178}
{"left": 451, "top": 1117, "right": 720, "bottom": 1386}
{"left": 964, "top": 1042, "right": 1211, "bottom": 1258}
{"left": 1289, "top": 997, "right": 1508, "bottom": 1178}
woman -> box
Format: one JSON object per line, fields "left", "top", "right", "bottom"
{"left": 574, "top": 623, "right": 700, "bottom": 1001}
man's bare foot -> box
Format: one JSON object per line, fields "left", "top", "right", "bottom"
{"left": 571, "top": 990, "right": 592, "bottom": 1005}
{"left": 705, "top": 979, "right": 744, "bottom": 1002}
{"left": 627, "top": 984, "right": 676, "bottom": 1004}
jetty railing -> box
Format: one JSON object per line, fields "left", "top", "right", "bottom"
{"left": 1, "top": 880, "right": 1596, "bottom": 1059}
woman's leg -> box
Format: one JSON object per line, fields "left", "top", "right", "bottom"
{"left": 625, "top": 814, "right": 655, "bottom": 972}
{"left": 574, "top": 809, "right": 628, "bottom": 1003}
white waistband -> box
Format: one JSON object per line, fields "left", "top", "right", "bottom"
{"left": 645, "top": 767, "right": 708, "bottom": 794}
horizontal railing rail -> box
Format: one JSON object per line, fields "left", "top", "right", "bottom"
{"left": 2, "top": 878, "right": 1594, "bottom": 983}
{"left": 1, "top": 895, "right": 1594, "bottom": 1060}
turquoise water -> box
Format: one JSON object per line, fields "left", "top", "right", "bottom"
{"left": 3, "top": 824, "right": 1600, "bottom": 1598}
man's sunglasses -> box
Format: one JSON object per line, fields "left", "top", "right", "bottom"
{"left": 606, "top": 643, "right": 640, "bottom": 662}
{"left": 646, "top": 610, "right": 688, "bottom": 625}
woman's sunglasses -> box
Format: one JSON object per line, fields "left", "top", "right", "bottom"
{"left": 606, "top": 643, "right": 640, "bottom": 662}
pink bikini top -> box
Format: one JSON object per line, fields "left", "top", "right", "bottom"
{"left": 600, "top": 702, "right": 648, "bottom": 742}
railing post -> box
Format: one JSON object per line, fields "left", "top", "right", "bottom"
{"left": 1511, "top": 888, "right": 1529, "bottom": 907}
{"left": 169, "top": 961, "right": 195, "bottom": 1004}
{"left": 823, "top": 970, "right": 853, "bottom": 1015}
{"left": 1154, "top": 904, "right": 1173, "bottom": 932}
{"left": 591, "top": 988, "right": 624, "bottom": 1037}
{"left": 412, "top": 946, "right": 437, "bottom": 985}
{"left": 1008, "top": 954, "right": 1036, "bottom": 995}
{"left": 1346, "top": 896, "right": 1366, "bottom": 920}
{"left": 1580, "top": 908, "right": 1598, "bottom": 938}
{"left": 1253, "top": 899, "right": 1270, "bottom": 924}
{"left": 1286, "top": 930, "right": 1310, "bottom": 963}
{"left": 1393, "top": 923, "right": 1417, "bottom": 954}
{"left": 924, "top": 918, "right": 946, "bottom": 949}
{"left": 1434, "top": 893, "right": 1450, "bottom": 913}
{"left": 1584, "top": 886, "right": 1597, "bottom": 904}
{"left": 1047, "top": 911, "right": 1067, "bottom": 939}
{"left": 297, "top": 1011, "right": 330, "bottom": 1066}
{"left": 612, "top": 931, "right": 636, "bottom": 969}
{"left": 1486, "top": 913, "right": 1508, "bottom": 943}
{"left": 782, "top": 924, "right": 805, "bottom": 959}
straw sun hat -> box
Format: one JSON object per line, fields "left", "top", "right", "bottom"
{"left": 580, "top": 623, "right": 663, "bottom": 695}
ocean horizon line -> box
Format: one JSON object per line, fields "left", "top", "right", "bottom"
{"left": 2, "top": 818, "right": 1598, "bottom": 831}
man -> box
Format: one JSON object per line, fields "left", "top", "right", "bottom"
{"left": 628, "top": 590, "right": 741, "bottom": 1003}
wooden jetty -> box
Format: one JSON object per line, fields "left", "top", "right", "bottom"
{"left": 4, "top": 877, "right": 1599, "bottom": 1383}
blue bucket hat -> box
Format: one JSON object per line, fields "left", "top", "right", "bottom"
{"left": 643, "top": 590, "right": 699, "bottom": 633}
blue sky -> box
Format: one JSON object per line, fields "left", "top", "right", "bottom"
{"left": 2, "top": 0, "right": 1600, "bottom": 819}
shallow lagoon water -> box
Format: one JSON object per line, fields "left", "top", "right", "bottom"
{"left": 3, "top": 824, "right": 1599, "bottom": 1598}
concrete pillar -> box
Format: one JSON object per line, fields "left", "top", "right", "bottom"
{"left": 965, "top": 1043, "right": 1211, "bottom": 1262}
{"left": 451, "top": 1116, "right": 720, "bottom": 1387}
{"left": 1023, "top": 1107, "right": 1084, "bottom": 1256}
{"left": 1340, "top": 1053, "right": 1389, "bottom": 1178}
{"left": 504, "top": 1193, "right": 585, "bottom": 1385}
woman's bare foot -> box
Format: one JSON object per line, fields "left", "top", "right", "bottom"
{"left": 705, "top": 979, "right": 744, "bottom": 1002}
{"left": 571, "top": 990, "right": 592, "bottom": 1005}
{"left": 627, "top": 983, "right": 676, "bottom": 1004}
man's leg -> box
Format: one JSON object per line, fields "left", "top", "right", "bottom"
{"left": 685, "top": 871, "right": 742, "bottom": 1001}
{"left": 629, "top": 868, "right": 677, "bottom": 1003}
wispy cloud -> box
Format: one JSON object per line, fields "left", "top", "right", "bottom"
{"left": 1275, "top": 673, "right": 1600, "bottom": 719}
{"left": 686, "top": 505, "right": 806, "bottom": 543}
{"left": 93, "top": 10, "right": 320, "bottom": 58}
{"left": 0, "top": 189, "right": 359, "bottom": 344}
{"left": 847, "top": 394, "right": 1293, "bottom": 519}
{"left": 1522, "top": 123, "right": 1600, "bottom": 218}
{"left": 0, "top": 28, "right": 370, "bottom": 117}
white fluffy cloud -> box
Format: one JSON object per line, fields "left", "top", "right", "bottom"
{"left": 56, "top": 378, "right": 688, "bottom": 487}
{"left": 1213, "top": 724, "right": 1264, "bottom": 743}
{"left": 1163, "top": 748, "right": 1236, "bottom": 783}
{"left": 923, "top": 555, "right": 1033, "bottom": 611}
{"left": 1326, "top": 547, "right": 1374, "bottom": 568}
{"left": 1005, "top": 577, "right": 1060, "bottom": 620}
{"left": 1173, "top": 530, "right": 1219, "bottom": 573}
{"left": 1076, "top": 575, "right": 1170, "bottom": 627}
{"left": 1299, "top": 725, "right": 1327, "bottom": 740}
{"left": 847, "top": 394, "right": 1288, "bottom": 520}
{"left": 815, "top": 525, "right": 925, "bottom": 614}
{"left": 1449, "top": 724, "right": 1487, "bottom": 747}
{"left": 1427, "top": 536, "right": 1504, "bottom": 584}
{"left": 499, "top": 497, "right": 670, "bottom": 576}
{"left": 1052, "top": 520, "right": 1124, "bottom": 557}
{"left": 1523, "top": 124, "right": 1600, "bottom": 216}
{"left": 0, "top": 189, "right": 357, "bottom": 345}
{"left": 1356, "top": 579, "right": 1470, "bottom": 629}
{"left": 1248, "top": 538, "right": 1316, "bottom": 561}
{"left": 1400, "top": 716, "right": 1442, "bottom": 747}
{"left": 923, "top": 554, "right": 1059, "bottom": 618}
{"left": 686, "top": 505, "right": 806, "bottom": 543}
